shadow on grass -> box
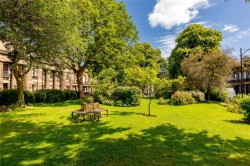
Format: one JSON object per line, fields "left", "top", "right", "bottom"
{"left": 1, "top": 120, "right": 250, "bottom": 165}
{"left": 224, "top": 120, "right": 249, "bottom": 125}
{"left": 30, "top": 99, "right": 83, "bottom": 107}
{"left": 111, "top": 111, "right": 145, "bottom": 116}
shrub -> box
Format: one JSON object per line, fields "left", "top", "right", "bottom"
{"left": 226, "top": 103, "right": 244, "bottom": 114}
{"left": 35, "top": 89, "right": 65, "bottom": 103}
{"left": 102, "top": 99, "right": 114, "bottom": 106}
{"left": 189, "top": 91, "right": 205, "bottom": 102}
{"left": 154, "top": 77, "right": 185, "bottom": 99}
{"left": 158, "top": 97, "right": 168, "bottom": 105}
{"left": 0, "top": 89, "right": 35, "bottom": 106}
{"left": 171, "top": 91, "right": 196, "bottom": 105}
{"left": 0, "top": 89, "right": 35, "bottom": 105}
{"left": 0, "top": 89, "right": 18, "bottom": 105}
{"left": 64, "top": 90, "right": 78, "bottom": 100}
{"left": 210, "top": 88, "right": 229, "bottom": 102}
{"left": 111, "top": 86, "right": 142, "bottom": 106}
{"left": 240, "top": 98, "right": 250, "bottom": 122}
{"left": 232, "top": 94, "right": 250, "bottom": 105}
{"left": 24, "top": 91, "right": 35, "bottom": 104}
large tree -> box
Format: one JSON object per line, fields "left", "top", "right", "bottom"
{"left": 0, "top": 0, "right": 76, "bottom": 106}
{"left": 55, "top": 0, "right": 138, "bottom": 98}
{"left": 181, "top": 50, "right": 235, "bottom": 100}
{"left": 168, "top": 24, "right": 222, "bottom": 79}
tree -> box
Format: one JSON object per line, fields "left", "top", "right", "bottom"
{"left": 55, "top": 0, "right": 138, "bottom": 98}
{"left": 0, "top": 0, "right": 75, "bottom": 106}
{"left": 123, "top": 43, "right": 162, "bottom": 88}
{"left": 181, "top": 50, "right": 235, "bottom": 100}
{"left": 122, "top": 43, "right": 162, "bottom": 116}
{"left": 168, "top": 24, "right": 222, "bottom": 79}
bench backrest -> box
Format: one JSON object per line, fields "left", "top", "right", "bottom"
{"left": 81, "top": 102, "right": 100, "bottom": 112}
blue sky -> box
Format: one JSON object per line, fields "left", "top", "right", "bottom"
{"left": 123, "top": 0, "right": 250, "bottom": 58}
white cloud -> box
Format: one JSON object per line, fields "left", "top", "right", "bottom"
{"left": 148, "top": 0, "right": 210, "bottom": 29}
{"left": 222, "top": 24, "right": 239, "bottom": 33}
{"left": 223, "top": 28, "right": 250, "bottom": 44}
{"left": 156, "top": 35, "right": 176, "bottom": 58}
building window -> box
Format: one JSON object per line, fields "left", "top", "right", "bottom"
{"left": 82, "top": 75, "right": 86, "bottom": 83}
{"left": 3, "top": 83, "right": 8, "bottom": 89}
{"left": 32, "top": 68, "right": 38, "bottom": 79}
{"left": 3, "top": 63, "right": 9, "bottom": 78}
{"left": 66, "top": 73, "right": 70, "bottom": 82}
{"left": 32, "top": 84, "right": 37, "bottom": 91}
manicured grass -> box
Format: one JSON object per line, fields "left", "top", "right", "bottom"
{"left": 0, "top": 99, "right": 250, "bottom": 165}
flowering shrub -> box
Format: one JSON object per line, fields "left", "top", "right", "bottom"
{"left": 171, "top": 91, "right": 196, "bottom": 105}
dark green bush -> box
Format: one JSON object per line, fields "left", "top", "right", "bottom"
{"left": 64, "top": 90, "right": 78, "bottom": 100}
{"left": 0, "top": 89, "right": 35, "bottom": 105}
{"left": 209, "top": 88, "right": 229, "bottom": 102}
{"left": 35, "top": 89, "right": 65, "bottom": 103}
{"left": 111, "top": 86, "right": 142, "bottom": 106}
{"left": 24, "top": 91, "right": 35, "bottom": 104}
{"left": 240, "top": 98, "right": 250, "bottom": 122}
{"left": 0, "top": 89, "right": 18, "bottom": 105}
{"left": 171, "top": 91, "right": 196, "bottom": 105}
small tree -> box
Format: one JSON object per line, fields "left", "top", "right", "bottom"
{"left": 182, "top": 50, "right": 235, "bottom": 100}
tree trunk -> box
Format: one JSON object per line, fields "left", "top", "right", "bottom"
{"left": 76, "top": 72, "right": 83, "bottom": 98}
{"left": 207, "top": 87, "right": 211, "bottom": 101}
{"left": 17, "top": 77, "right": 25, "bottom": 107}
{"left": 11, "top": 51, "right": 31, "bottom": 107}
{"left": 148, "top": 96, "right": 152, "bottom": 116}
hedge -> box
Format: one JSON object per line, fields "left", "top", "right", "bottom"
{"left": 0, "top": 89, "right": 35, "bottom": 105}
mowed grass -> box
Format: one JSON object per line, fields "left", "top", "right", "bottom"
{"left": 0, "top": 99, "right": 250, "bottom": 166}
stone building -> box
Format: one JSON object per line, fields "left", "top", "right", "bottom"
{"left": 0, "top": 41, "right": 91, "bottom": 93}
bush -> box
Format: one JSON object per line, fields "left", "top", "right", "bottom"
{"left": 102, "top": 99, "right": 114, "bottom": 106}
{"left": 154, "top": 77, "right": 185, "bottom": 99}
{"left": 64, "top": 90, "right": 78, "bottom": 100}
{"left": 24, "top": 91, "right": 35, "bottom": 104}
{"left": 232, "top": 94, "right": 250, "bottom": 105}
{"left": 0, "top": 89, "right": 18, "bottom": 105}
{"left": 0, "top": 89, "right": 35, "bottom": 106}
{"left": 210, "top": 88, "right": 229, "bottom": 102}
{"left": 158, "top": 97, "right": 168, "bottom": 105}
{"left": 240, "top": 98, "right": 250, "bottom": 122}
{"left": 171, "top": 91, "right": 196, "bottom": 105}
{"left": 111, "top": 86, "right": 142, "bottom": 106}
{"left": 35, "top": 89, "right": 65, "bottom": 103}
{"left": 189, "top": 91, "right": 205, "bottom": 102}
{"left": 226, "top": 103, "right": 244, "bottom": 114}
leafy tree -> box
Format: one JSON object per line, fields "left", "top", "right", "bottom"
{"left": 181, "top": 50, "right": 235, "bottom": 101}
{"left": 123, "top": 43, "right": 162, "bottom": 86}
{"left": 55, "top": 0, "right": 138, "bottom": 98}
{"left": 0, "top": 0, "right": 75, "bottom": 106}
{"left": 168, "top": 24, "right": 222, "bottom": 79}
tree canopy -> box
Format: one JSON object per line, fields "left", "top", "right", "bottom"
{"left": 0, "top": 0, "right": 75, "bottom": 106}
{"left": 168, "top": 24, "right": 223, "bottom": 79}
{"left": 54, "top": 0, "right": 138, "bottom": 97}
{"left": 181, "top": 50, "right": 235, "bottom": 100}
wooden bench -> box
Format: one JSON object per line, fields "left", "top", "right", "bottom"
{"left": 72, "top": 102, "right": 108, "bottom": 121}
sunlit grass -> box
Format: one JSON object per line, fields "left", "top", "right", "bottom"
{"left": 0, "top": 99, "right": 249, "bottom": 165}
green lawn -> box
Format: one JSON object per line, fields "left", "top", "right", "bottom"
{"left": 0, "top": 99, "right": 250, "bottom": 165}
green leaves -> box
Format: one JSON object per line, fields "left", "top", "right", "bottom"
{"left": 168, "top": 24, "right": 223, "bottom": 79}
